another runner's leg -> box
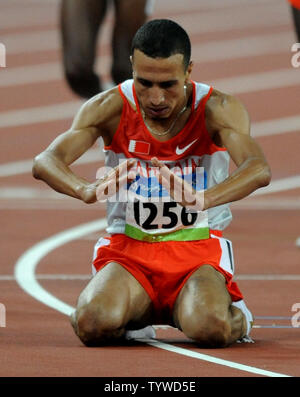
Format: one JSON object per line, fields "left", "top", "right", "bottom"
{"left": 111, "top": 0, "right": 149, "bottom": 84}
{"left": 291, "top": 5, "right": 300, "bottom": 41}
{"left": 60, "top": 0, "right": 107, "bottom": 98}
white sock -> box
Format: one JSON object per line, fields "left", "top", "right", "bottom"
{"left": 232, "top": 299, "right": 253, "bottom": 335}
{"left": 125, "top": 326, "right": 156, "bottom": 340}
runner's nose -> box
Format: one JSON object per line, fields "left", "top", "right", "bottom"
{"left": 149, "top": 86, "right": 165, "bottom": 106}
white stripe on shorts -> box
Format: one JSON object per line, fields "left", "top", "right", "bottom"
{"left": 210, "top": 234, "right": 235, "bottom": 275}
{"left": 211, "top": 234, "right": 253, "bottom": 337}
{"left": 91, "top": 237, "right": 111, "bottom": 276}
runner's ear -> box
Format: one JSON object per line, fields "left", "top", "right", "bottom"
{"left": 185, "top": 60, "right": 193, "bottom": 83}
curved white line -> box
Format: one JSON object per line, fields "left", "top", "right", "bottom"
{"left": 14, "top": 219, "right": 107, "bottom": 315}
{"left": 14, "top": 218, "right": 291, "bottom": 377}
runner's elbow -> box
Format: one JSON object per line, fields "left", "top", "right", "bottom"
{"left": 257, "top": 162, "right": 271, "bottom": 188}
{"left": 32, "top": 152, "right": 50, "bottom": 180}
{"left": 32, "top": 154, "right": 42, "bottom": 179}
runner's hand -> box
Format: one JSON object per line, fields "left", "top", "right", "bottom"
{"left": 151, "top": 157, "right": 205, "bottom": 211}
{"left": 80, "top": 159, "right": 137, "bottom": 204}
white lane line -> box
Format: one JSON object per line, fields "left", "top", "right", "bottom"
{"left": 1, "top": 31, "right": 294, "bottom": 87}
{"left": 174, "top": 2, "right": 290, "bottom": 36}
{"left": 1, "top": 2, "right": 289, "bottom": 42}
{"left": 3, "top": 30, "right": 61, "bottom": 56}
{"left": 211, "top": 68, "right": 300, "bottom": 95}
{"left": 0, "top": 6, "right": 57, "bottom": 30}
{"left": 1, "top": 191, "right": 300, "bottom": 211}
{"left": 0, "top": 186, "right": 65, "bottom": 199}
{"left": 195, "top": 32, "right": 294, "bottom": 63}
{"left": 137, "top": 339, "right": 290, "bottom": 377}
{"left": 0, "top": 61, "right": 64, "bottom": 87}
{"left": 235, "top": 275, "right": 300, "bottom": 281}
{"left": 232, "top": 197, "right": 300, "bottom": 211}
{"left": 0, "top": 144, "right": 105, "bottom": 177}
{"left": 7, "top": 200, "right": 300, "bottom": 211}
{"left": 1, "top": 83, "right": 299, "bottom": 129}
{"left": 0, "top": 175, "right": 300, "bottom": 204}
{"left": 1, "top": 68, "right": 299, "bottom": 128}
{"left": 251, "top": 115, "right": 300, "bottom": 137}
{"left": 0, "top": 159, "right": 34, "bottom": 178}
{"left": 0, "top": 114, "right": 298, "bottom": 178}
{"left": 4, "top": 273, "right": 300, "bottom": 282}
{"left": 14, "top": 218, "right": 292, "bottom": 377}
{"left": 0, "top": 201, "right": 104, "bottom": 211}
{"left": 0, "top": 101, "right": 82, "bottom": 128}
{"left": 157, "top": 0, "right": 279, "bottom": 12}
{"left": 0, "top": 107, "right": 296, "bottom": 137}
{"left": 9, "top": 186, "right": 300, "bottom": 201}
{"left": 0, "top": 274, "right": 91, "bottom": 281}
{"left": 251, "top": 175, "right": 300, "bottom": 196}
{"left": 4, "top": 0, "right": 277, "bottom": 13}
{"left": 14, "top": 219, "right": 107, "bottom": 315}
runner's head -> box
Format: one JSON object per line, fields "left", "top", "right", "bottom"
{"left": 130, "top": 19, "right": 193, "bottom": 120}
{"left": 131, "top": 19, "right": 191, "bottom": 71}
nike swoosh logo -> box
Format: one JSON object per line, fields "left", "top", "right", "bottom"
{"left": 175, "top": 139, "right": 198, "bottom": 155}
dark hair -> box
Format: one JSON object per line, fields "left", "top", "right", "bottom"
{"left": 131, "top": 19, "right": 191, "bottom": 70}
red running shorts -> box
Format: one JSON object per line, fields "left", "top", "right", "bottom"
{"left": 92, "top": 231, "right": 243, "bottom": 323}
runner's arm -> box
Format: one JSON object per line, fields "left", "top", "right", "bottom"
{"left": 32, "top": 89, "right": 123, "bottom": 202}
{"left": 203, "top": 90, "right": 271, "bottom": 210}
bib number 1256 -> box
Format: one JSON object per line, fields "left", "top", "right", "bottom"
{"left": 133, "top": 201, "right": 197, "bottom": 230}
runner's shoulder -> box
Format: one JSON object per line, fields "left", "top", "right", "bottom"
{"left": 73, "top": 86, "right": 124, "bottom": 130}
{"left": 206, "top": 89, "right": 240, "bottom": 114}
{"left": 205, "top": 89, "right": 249, "bottom": 134}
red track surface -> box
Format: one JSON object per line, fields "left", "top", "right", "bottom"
{"left": 0, "top": 0, "right": 300, "bottom": 378}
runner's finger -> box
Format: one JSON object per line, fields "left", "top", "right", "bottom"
{"left": 96, "top": 169, "right": 137, "bottom": 202}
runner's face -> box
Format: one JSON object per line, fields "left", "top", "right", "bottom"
{"left": 132, "top": 50, "right": 191, "bottom": 120}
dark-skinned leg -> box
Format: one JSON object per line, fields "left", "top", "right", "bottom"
{"left": 111, "top": 0, "right": 149, "bottom": 84}
{"left": 60, "top": 0, "right": 107, "bottom": 98}
{"left": 291, "top": 5, "right": 300, "bottom": 42}
{"left": 173, "top": 265, "right": 247, "bottom": 348}
{"left": 71, "top": 262, "right": 154, "bottom": 346}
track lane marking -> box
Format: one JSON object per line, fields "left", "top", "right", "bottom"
{"left": 14, "top": 218, "right": 292, "bottom": 377}
{"left": 1, "top": 72, "right": 299, "bottom": 127}
{"left": 135, "top": 339, "right": 291, "bottom": 377}
{"left": 1, "top": 32, "right": 294, "bottom": 86}
{"left": 6, "top": 273, "right": 300, "bottom": 281}
{"left": 1, "top": 5, "right": 290, "bottom": 49}
{"left": 14, "top": 219, "right": 106, "bottom": 316}
{"left": 0, "top": 112, "right": 299, "bottom": 177}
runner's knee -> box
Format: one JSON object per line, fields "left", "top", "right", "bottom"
{"left": 74, "top": 302, "right": 127, "bottom": 345}
{"left": 180, "top": 308, "right": 231, "bottom": 348}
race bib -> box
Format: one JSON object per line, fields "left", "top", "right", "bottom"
{"left": 124, "top": 160, "right": 209, "bottom": 242}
